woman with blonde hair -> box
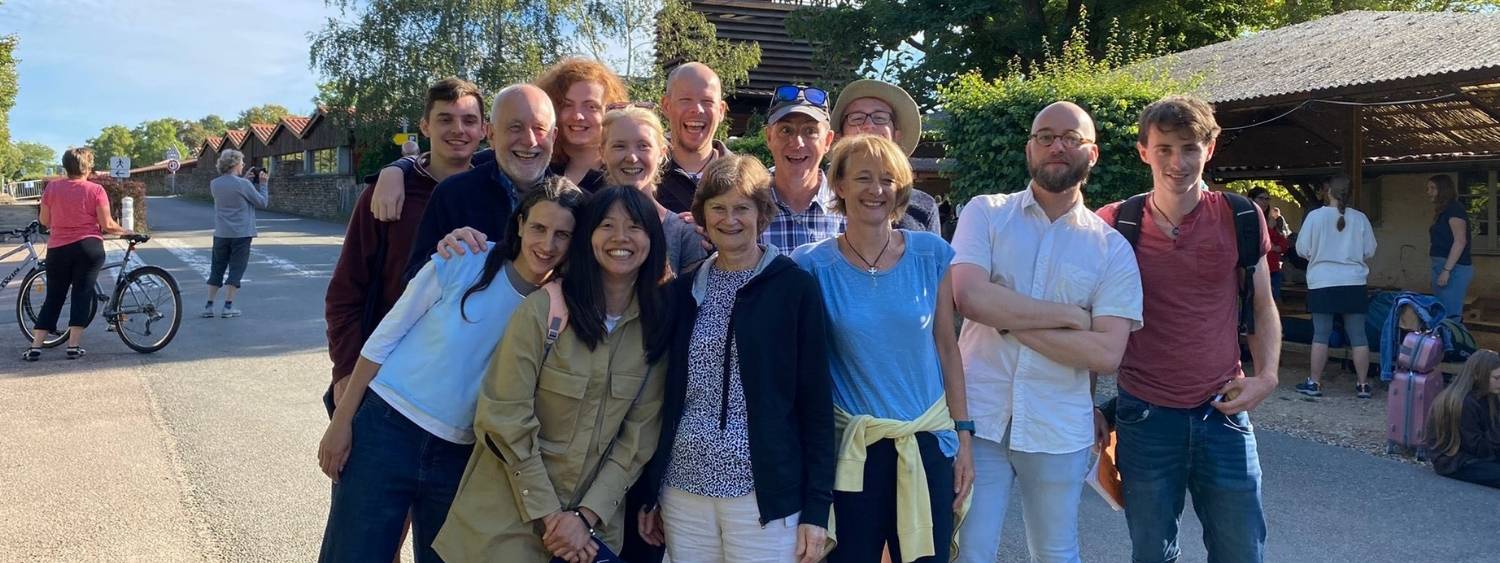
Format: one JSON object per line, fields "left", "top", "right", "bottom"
{"left": 1428, "top": 349, "right": 1500, "bottom": 489}
{"left": 535, "top": 57, "right": 628, "bottom": 193}
{"left": 599, "top": 106, "right": 707, "bottom": 275}
{"left": 24, "top": 148, "right": 130, "bottom": 361}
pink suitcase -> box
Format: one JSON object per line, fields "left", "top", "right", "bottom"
{"left": 1385, "top": 368, "right": 1444, "bottom": 461}
{"left": 1397, "top": 331, "right": 1443, "bottom": 373}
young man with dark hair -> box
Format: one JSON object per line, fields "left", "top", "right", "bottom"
{"left": 1096, "top": 94, "right": 1281, "bottom": 563}
{"left": 324, "top": 77, "right": 487, "bottom": 415}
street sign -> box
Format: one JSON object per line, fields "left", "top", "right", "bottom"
{"left": 392, "top": 133, "right": 411, "bottom": 146}
{"left": 165, "top": 148, "right": 181, "bottom": 161}
{"left": 167, "top": 159, "right": 181, "bottom": 173}
{"left": 110, "top": 156, "right": 131, "bottom": 178}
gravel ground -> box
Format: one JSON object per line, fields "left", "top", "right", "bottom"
{"left": 1095, "top": 347, "right": 1425, "bottom": 466}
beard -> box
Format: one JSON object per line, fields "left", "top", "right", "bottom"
{"left": 1028, "top": 157, "right": 1091, "bottom": 194}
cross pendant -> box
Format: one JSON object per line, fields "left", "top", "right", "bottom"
{"left": 868, "top": 267, "right": 878, "bottom": 276}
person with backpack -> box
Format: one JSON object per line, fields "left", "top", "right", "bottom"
{"left": 316, "top": 179, "right": 585, "bottom": 563}
{"left": 433, "top": 186, "right": 671, "bottom": 563}
{"left": 1428, "top": 349, "right": 1500, "bottom": 489}
{"left": 1294, "top": 176, "right": 1377, "bottom": 398}
{"left": 1096, "top": 95, "right": 1280, "bottom": 563}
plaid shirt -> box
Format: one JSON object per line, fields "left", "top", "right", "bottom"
{"left": 761, "top": 172, "right": 845, "bottom": 252}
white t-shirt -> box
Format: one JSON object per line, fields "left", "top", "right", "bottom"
{"left": 1295, "top": 206, "right": 1377, "bottom": 290}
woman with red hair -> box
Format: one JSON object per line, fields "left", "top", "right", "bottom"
{"left": 534, "top": 57, "right": 628, "bottom": 193}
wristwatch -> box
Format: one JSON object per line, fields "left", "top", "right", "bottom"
{"left": 953, "top": 419, "right": 976, "bottom": 435}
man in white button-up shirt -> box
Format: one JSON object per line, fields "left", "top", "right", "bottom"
{"left": 950, "top": 102, "right": 1143, "bottom": 563}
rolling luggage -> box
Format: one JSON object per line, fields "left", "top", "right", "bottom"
{"left": 1386, "top": 332, "right": 1445, "bottom": 460}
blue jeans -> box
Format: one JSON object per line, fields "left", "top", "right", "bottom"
{"left": 1430, "top": 257, "right": 1474, "bottom": 320}
{"left": 956, "top": 428, "right": 1091, "bottom": 563}
{"left": 1268, "top": 271, "right": 1283, "bottom": 303}
{"left": 1115, "top": 387, "right": 1266, "bottom": 563}
{"left": 319, "top": 390, "right": 472, "bottom": 563}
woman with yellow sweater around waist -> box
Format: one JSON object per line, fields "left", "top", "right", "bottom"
{"left": 790, "top": 135, "right": 974, "bottom": 563}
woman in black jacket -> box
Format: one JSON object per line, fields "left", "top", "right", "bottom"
{"left": 636, "top": 154, "right": 835, "bottom": 563}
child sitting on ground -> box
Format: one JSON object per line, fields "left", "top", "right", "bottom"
{"left": 1428, "top": 349, "right": 1500, "bottom": 489}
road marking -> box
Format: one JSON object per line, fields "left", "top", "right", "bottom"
{"left": 250, "top": 247, "right": 330, "bottom": 278}
{"left": 154, "top": 237, "right": 246, "bottom": 283}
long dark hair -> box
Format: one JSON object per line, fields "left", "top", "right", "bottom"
{"left": 460, "top": 176, "right": 587, "bottom": 321}
{"left": 1429, "top": 350, "right": 1500, "bottom": 457}
{"left": 1325, "top": 175, "right": 1350, "bottom": 232}
{"left": 562, "top": 185, "right": 671, "bottom": 361}
{"left": 1429, "top": 174, "right": 1457, "bottom": 223}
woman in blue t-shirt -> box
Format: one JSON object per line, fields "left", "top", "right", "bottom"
{"left": 791, "top": 135, "right": 973, "bottom": 563}
{"left": 315, "top": 177, "right": 586, "bottom": 563}
{"left": 1427, "top": 175, "right": 1473, "bottom": 320}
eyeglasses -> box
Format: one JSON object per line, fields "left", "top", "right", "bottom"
{"left": 772, "top": 84, "right": 829, "bottom": 109}
{"left": 843, "top": 111, "right": 893, "bottom": 127}
{"left": 607, "top": 101, "right": 658, "bottom": 111}
{"left": 1029, "top": 131, "right": 1093, "bottom": 148}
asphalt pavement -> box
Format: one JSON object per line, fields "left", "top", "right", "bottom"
{"left": 0, "top": 195, "right": 1495, "bottom": 562}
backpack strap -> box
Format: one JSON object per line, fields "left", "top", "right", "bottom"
{"left": 540, "top": 280, "right": 568, "bottom": 361}
{"left": 1222, "top": 192, "right": 1263, "bottom": 335}
{"left": 1110, "top": 193, "right": 1151, "bottom": 248}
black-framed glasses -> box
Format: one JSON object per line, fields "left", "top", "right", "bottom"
{"left": 607, "top": 101, "right": 658, "bottom": 111}
{"left": 773, "top": 84, "right": 829, "bottom": 109}
{"left": 843, "top": 111, "right": 893, "bottom": 127}
{"left": 1029, "top": 131, "right": 1092, "bottom": 148}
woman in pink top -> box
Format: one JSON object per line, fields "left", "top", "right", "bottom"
{"left": 24, "top": 148, "right": 130, "bottom": 361}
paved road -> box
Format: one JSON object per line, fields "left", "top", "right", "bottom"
{"left": 1, "top": 196, "right": 1497, "bottom": 562}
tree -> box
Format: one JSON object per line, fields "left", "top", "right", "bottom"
{"left": 130, "top": 119, "right": 190, "bottom": 165}
{"left": 650, "top": 0, "right": 762, "bottom": 102}
{"left": 229, "top": 104, "right": 292, "bottom": 129}
{"left": 87, "top": 125, "right": 136, "bottom": 167}
{"left": 175, "top": 115, "right": 228, "bottom": 155}
{"left": 11, "top": 141, "right": 53, "bottom": 180}
{"left": 0, "top": 28, "right": 18, "bottom": 181}
{"left": 787, "top": 0, "right": 1499, "bottom": 109}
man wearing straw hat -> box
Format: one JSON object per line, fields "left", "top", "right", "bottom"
{"left": 830, "top": 79, "right": 943, "bottom": 235}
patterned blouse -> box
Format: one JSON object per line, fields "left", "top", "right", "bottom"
{"left": 665, "top": 265, "right": 757, "bottom": 498}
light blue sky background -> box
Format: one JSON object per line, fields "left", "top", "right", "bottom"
{"left": 1, "top": 0, "right": 343, "bottom": 156}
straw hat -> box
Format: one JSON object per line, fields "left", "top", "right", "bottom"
{"left": 831, "top": 79, "right": 922, "bottom": 156}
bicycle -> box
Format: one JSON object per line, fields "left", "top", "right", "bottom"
{"left": 5, "top": 221, "right": 183, "bottom": 353}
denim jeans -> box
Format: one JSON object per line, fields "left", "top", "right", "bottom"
{"left": 319, "top": 390, "right": 472, "bottom": 563}
{"left": 956, "top": 429, "right": 1091, "bottom": 563}
{"left": 1114, "top": 387, "right": 1266, "bottom": 563}
{"left": 1430, "top": 257, "right": 1474, "bottom": 320}
{"left": 1268, "top": 271, "right": 1283, "bottom": 303}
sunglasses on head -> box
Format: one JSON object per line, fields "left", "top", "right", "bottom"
{"left": 773, "top": 85, "right": 828, "bottom": 109}
{"left": 607, "top": 101, "right": 658, "bottom": 111}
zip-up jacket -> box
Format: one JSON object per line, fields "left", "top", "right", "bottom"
{"left": 641, "top": 247, "right": 835, "bottom": 527}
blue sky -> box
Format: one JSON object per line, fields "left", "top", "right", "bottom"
{"left": 1, "top": 0, "right": 342, "bottom": 156}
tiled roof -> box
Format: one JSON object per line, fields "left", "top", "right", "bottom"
{"left": 281, "top": 115, "right": 312, "bottom": 137}
{"left": 250, "top": 123, "right": 277, "bottom": 143}
{"left": 1145, "top": 10, "right": 1500, "bottom": 104}
{"left": 204, "top": 137, "right": 223, "bottom": 151}
{"left": 224, "top": 129, "right": 248, "bottom": 147}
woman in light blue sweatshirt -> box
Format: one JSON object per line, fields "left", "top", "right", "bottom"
{"left": 315, "top": 178, "right": 586, "bottom": 563}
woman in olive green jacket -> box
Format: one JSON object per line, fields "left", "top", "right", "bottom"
{"left": 435, "top": 186, "right": 673, "bottom": 563}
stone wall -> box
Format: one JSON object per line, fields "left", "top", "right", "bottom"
{"left": 176, "top": 163, "right": 359, "bottom": 222}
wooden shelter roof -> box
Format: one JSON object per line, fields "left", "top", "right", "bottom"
{"left": 669, "top": 1, "right": 830, "bottom": 98}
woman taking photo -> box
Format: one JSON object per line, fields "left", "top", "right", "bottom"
{"left": 791, "top": 135, "right": 973, "bottom": 563}
{"left": 535, "top": 57, "right": 627, "bottom": 193}
{"left": 434, "top": 185, "right": 671, "bottom": 563}
{"left": 1427, "top": 175, "right": 1473, "bottom": 319}
{"left": 1429, "top": 349, "right": 1500, "bottom": 489}
{"left": 1295, "top": 176, "right": 1377, "bottom": 399}
{"left": 24, "top": 147, "right": 130, "bottom": 361}
{"left": 636, "top": 155, "right": 834, "bottom": 562}
{"left": 317, "top": 178, "right": 585, "bottom": 562}
{"left": 204, "top": 149, "right": 269, "bottom": 318}
{"left": 600, "top": 106, "right": 707, "bottom": 275}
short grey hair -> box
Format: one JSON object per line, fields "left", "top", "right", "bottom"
{"left": 217, "top": 149, "right": 244, "bottom": 174}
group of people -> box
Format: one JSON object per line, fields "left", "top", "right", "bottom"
{"left": 310, "top": 53, "right": 1284, "bottom": 563}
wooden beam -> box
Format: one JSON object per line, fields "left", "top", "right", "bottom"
{"left": 1457, "top": 90, "right": 1500, "bottom": 123}
{"left": 1346, "top": 105, "right": 1364, "bottom": 202}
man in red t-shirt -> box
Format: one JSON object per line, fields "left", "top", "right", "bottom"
{"left": 1095, "top": 95, "right": 1281, "bottom": 563}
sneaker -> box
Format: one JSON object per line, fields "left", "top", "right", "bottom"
{"left": 201, "top": 305, "right": 216, "bottom": 318}
{"left": 1296, "top": 379, "right": 1322, "bottom": 397}
{"left": 221, "top": 306, "right": 242, "bottom": 318}
{"left": 1356, "top": 383, "right": 1373, "bottom": 399}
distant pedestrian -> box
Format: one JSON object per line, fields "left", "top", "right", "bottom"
{"left": 317, "top": 178, "right": 585, "bottom": 563}
{"left": 24, "top": 147, "right": 131, "bottom": 361}
{"left": 1248, "top": 187, "right": 1289, "bottom": 302}
{"left": 204, "top": 149, "right": 269, "bottom": 318}
{"left": 1427, "top": 175, "right": 1473, "bottom": 319}
{"left": 1294, "top": 176, "right": 1377, "bottom": 398}
{"left": 401, "top": 140, "right": 421, "bottom": 157}
{"left": 1428, "top": 349, "right": 1500, "bottom": 489}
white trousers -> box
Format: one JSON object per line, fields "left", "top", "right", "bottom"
{"left": 955, "top": 429, "right": 1091, "bottom": 563}
{"left": 659, "top": 486, "right": 800, "bottom": 563}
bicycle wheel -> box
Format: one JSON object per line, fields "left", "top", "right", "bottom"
{"left": 111, "top": 265, "right": 181, "bottom": 353}
{"left": 16, "top": 268, "right": 89, "bottom": 348}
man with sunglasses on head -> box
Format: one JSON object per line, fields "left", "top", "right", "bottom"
{"left": 657, "top": 62, "right": 734, "bottom": 214}
{"left": 831, "top": 79, "right": 942, "bottom": 235}
{"left": 761, "top": 84, "right": 844, "bottom": 251}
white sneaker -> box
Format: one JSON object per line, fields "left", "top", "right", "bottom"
{"left": 221, "top": 306, "right": 242, "bottom": 318}
{"left": 201, "top": 305, "right": 216, "bottom": 318}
